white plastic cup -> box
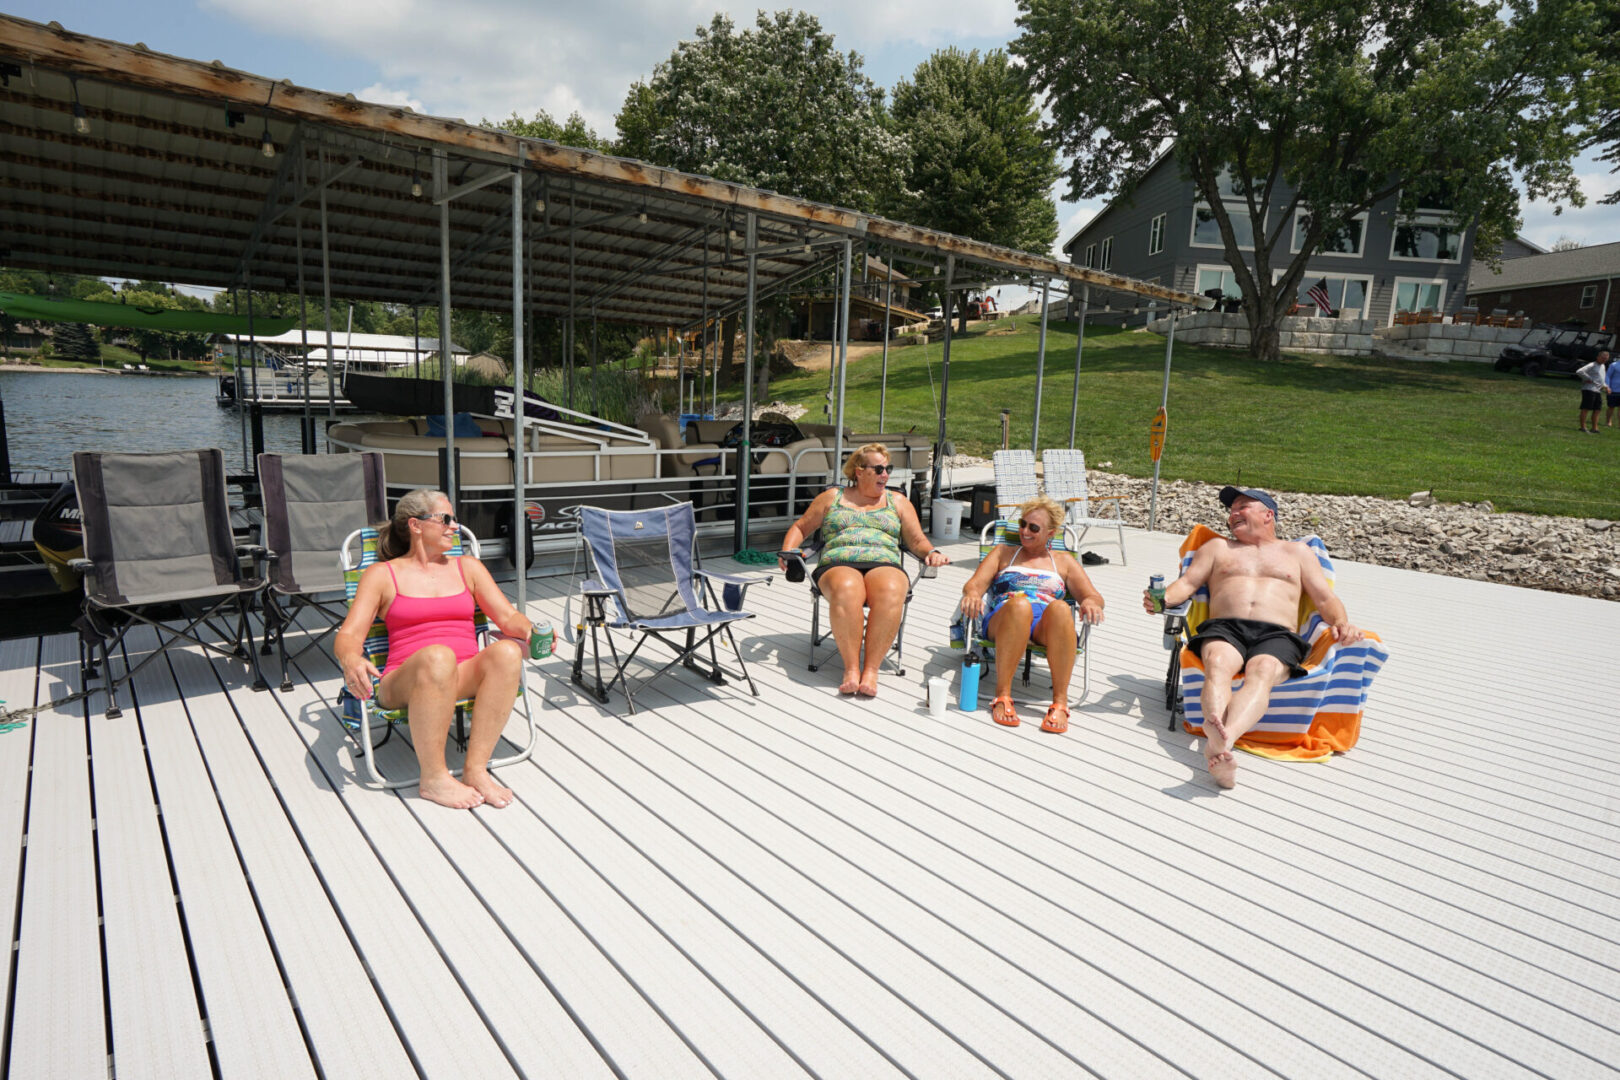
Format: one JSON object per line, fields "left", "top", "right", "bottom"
{"left": 927, "top": 676, "right": 949, "bottom": 720}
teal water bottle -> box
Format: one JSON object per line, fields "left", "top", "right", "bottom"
{"left": 958, "top": 652, "right": 981, "bottom": 710}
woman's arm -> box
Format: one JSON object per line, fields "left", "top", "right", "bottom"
{"left": 779, "top": 489, "right": 836, "bottom": 567}
{"left": 333, "top": 563, "right": 389, "bottom": 698}
{"left": 1058, "top": 552, "right": 1105, "bottom": 623}
{"left": 960, "top": 546, "right": 1011, "bottom": 619}
{"left": 465, "top": 557, "right": 534, "bottom": 641}
{"left": 894, "top": 496, "right": 949, "bottom": 567}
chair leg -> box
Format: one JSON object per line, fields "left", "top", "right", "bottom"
{"left": 808, "top": 591, "right": 824, "bottom": 671}
{"left": 1166, "top": 648, "right": 1183, "bottom": 730}
{"left": 242, "top": 595, "right": 270, "bottom": 692}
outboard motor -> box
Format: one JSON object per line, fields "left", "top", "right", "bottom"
{"left": 32, "top": 480, "right": 84, "bottom": 593}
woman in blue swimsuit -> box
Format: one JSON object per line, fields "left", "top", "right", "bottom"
{"left": 960, "top": 495, "right": 1105, "bottom": 733}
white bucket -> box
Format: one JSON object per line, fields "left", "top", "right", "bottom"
{"left": 926, "top": 676, "right": 949, "bottom": 720}
{"left": 930, "top": 498, "right": 965, "bottom": 540}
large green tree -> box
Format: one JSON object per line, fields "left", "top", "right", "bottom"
{"left": 1014, "top": 0, "right": 1603, "bottom": 362}
{"left": 889, "top": 48, "right": 1060, "bottom": 330}
{"left": 614, "top": 10, "right": 905, "bottom": 210}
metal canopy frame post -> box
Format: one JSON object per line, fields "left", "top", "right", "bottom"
{"left": 1031, "top": 278, "right": 1050, "bottom": 452}
{"left": 734, "top": 212, "right": 758, "bottom": 553}
{"left": 318, "top": 145, "right": 337, "bottom": 421}
{"left": 931, "top": 256, "right": 955, "bottom": 500}
{"left": 832, "top": 238, "right": 852, "bottom": 477}
{"left": 291, "top": 150, "right": 312, "bottom": 451}
{"left": 510, "top": 169, "right": 525, "bottom": 596}
{"left": 1148, "top": 312, "right": 1177, "bottom": 532}
{"left": 879, "top": 247, "right": 893, "bottom": 431}
{"left": 435, "top": 150, "right": 456, "bottom": 504}
{"left": 1068, "top": 285, "right": 1089, "bottom": 449}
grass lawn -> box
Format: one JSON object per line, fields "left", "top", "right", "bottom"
{"left": 750, "top": 317, "right": 1619, "bottom": 520}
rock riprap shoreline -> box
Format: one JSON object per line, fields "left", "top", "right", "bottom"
{"left": 1079, "top": 473, "right": 1619, "bottom": 602}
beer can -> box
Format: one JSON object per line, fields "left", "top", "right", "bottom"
{"left": 529, "top": 621, "right": 555, "bottom": 660}
{"left": 1149, "top": 574, "right": 1164, "bottom": 591}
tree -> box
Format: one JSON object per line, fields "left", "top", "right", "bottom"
{"left": 889, "top": 48, "right": 1060, "bottom": 330}
{"left": 1549, "top": 236, "right": 1585, "bottom": 252}
{"left": 614, "top": 11, "right": 906, "bottom": 211}
{"left": 1014, "top": 0, "right": 1603, "bottom": 362}
{"left": 54, "top": 322, "right": 100, "bottom": 364}
{"left": 490, "top": 110, "right": 610, "bottom": 152}
{"left": 1591, "top": 1, "right": 1620, "bottom": 205}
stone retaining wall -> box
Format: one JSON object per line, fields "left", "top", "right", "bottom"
{"left": 1374, "top": 321, "right": 1542, "bottom": 363}
{"left": 1146, "top": 312, "right": 1375, "bottom": 355}
{"left": 1145, "top": 311, "right": 1549, "bottom": 362}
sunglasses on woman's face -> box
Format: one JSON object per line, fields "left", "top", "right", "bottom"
{"left": 863, "top": 463, "right": 892, "bottom": 474}
{"left": 417, "top": 512, "right": 458, "bottom": 527}
{"left": 1018, "top": 519, "right": 1045, "bottom": 533}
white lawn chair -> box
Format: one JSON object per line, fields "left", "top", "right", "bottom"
{"left": 1041, "top": 449, "right": 1127, "bottom": 565}
{"left": 992, "top": 449, "right": 1039, "bottom": 519}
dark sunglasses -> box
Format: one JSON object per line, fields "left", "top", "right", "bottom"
{"left": 1018, "top": 519, "right": 1045, "bottom": 533}
{"left": 863, "top": 463, "right": 893, "bottom": 474}
{"left": 416, "top": 512, "right": 458, "bottom": 526}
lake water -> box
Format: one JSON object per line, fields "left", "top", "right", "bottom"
{"left": 0, "top": 370, "right": 370, "bottom": 473}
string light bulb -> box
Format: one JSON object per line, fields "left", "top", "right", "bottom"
{"left": 70, "top": 77, "right": 89, "bottom": 135}
{"left": 259, "top": 120, "right": 275, "bottom": 159}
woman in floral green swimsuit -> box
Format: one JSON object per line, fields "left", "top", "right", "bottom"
{"left": 780, "top": 443, "right": 949, "bottom": 697}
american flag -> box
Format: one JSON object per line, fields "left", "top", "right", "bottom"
{"left": 1307, "top": 278, "right": 1333, "bottom": 313}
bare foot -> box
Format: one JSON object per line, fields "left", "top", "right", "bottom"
{"left": 418, "top": 773, "right": 485, "bottom": 809}
{"left": 1203, "top": 714, "right": 1237, "bottom": 789}
{"left": 462, "top": 767, "right": 514, "bottom": 809}
{"left": 856, "top": 677, "right": 879, "bottom": 698}
{"left": 838, "top": 672, "right": 859, "bottom": 695}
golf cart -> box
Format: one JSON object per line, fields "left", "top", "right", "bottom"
{"left": 1495, "top": 324, "right": 1615, "bottom": 378}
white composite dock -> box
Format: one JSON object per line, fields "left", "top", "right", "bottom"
{"left": 0, "top": 527, "right": 1616, "bottom": 1080}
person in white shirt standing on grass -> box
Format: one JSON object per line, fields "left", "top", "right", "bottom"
{"left": 1576, "top": 351, "right": 1609, "bottom": 434}
{"left": 1605, "top": 350, "right": 1620, "bottom": 428}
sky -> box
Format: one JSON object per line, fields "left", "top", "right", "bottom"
{"left": 20, "top": 0, "right": 1620, "bottom": 288}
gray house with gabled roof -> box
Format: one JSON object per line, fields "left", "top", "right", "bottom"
{"left": 1061, "top": 155, "right": 1479, "bottom": 326}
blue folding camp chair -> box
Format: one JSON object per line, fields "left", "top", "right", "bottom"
{"left": 338, "top": 525, "right": 536, "bottom": 789}
{"left": 569, "top": 502, "right": 766, "bottom": 714}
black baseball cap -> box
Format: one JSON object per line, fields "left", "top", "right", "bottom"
{"left": 1219, "top": 486, "right": 1278, "bottom": 514}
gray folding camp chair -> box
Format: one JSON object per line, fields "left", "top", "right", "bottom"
{"left": 569, "top": 501, "right": 766, "bottom": 714}
{"left": 71, "top": 448, "right": 268, "bottom": 718}
{"left": 257, "top": 451, "right": 388, "bottom": 690}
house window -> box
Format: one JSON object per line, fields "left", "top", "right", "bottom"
{"left": 1580, "top": 284, "right": 1597, "bottom": 308}
{"left": 1390, "top": 219, "right": 1463, "bottom": 262}
{"left": 1148, "top": 213, "right": 1166, "bottom": 255}
{"left": 1195, "top": 264, "right": 1242, "bottom": 301}
{"left": 1191, "top": 203, "right": 1255, "bottom": 249}
{"left": 1392, "top": 277, "right": 1447, "bottom": 322}
{"left": 1276, "top": 271, "right": 1372, "bottom": 318}
{"left": 1099, "top": 236, "right": 1113, "bottom": 271}
{"left": 1498, "top": 293, "right": 1511, "bottom": 303}
{"left": 1290, "top": 210, "right": 1367, "bottom": 257}
{"left": 1083, "top": 243, "right": 1096, "bottom": 269}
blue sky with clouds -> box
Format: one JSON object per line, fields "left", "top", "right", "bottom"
{"left": 20, "top": 0, "right": 1618, "bottom": 267}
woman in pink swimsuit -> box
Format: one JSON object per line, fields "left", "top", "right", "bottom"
{"left": 336, "top": 488, "right": 535, "bottom": 810}
{"left": 960, "top": 495, "right": 1105, "bottom": 733}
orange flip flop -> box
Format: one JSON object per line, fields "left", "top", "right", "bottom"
{"left": 1041, "top": 703, "right": 1070, "bottom": 734}
{"left": 991, "top": 695, "right": 1020, "bottom": 727}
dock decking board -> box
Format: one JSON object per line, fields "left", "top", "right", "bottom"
{"left": 1, "top": 527, "right": 1616, "bottom": 1079}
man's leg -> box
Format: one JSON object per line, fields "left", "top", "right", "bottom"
{"left": 1197, "top": 640, "right": 1244, "bottom": 787}
{"left": 1211, "top": 654, "right": 1293, "bottom": 788}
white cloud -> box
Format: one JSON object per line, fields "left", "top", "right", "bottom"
{"left": 200, "top": 0, "right": 1019, "bottom": 138}
{"left": 1052, "top": 203, "right": 1100, "bottom": 259}
{"left": 353, "top": 83, "right": 425, "bottom": 113}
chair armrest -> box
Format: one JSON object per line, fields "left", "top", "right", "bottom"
{"left": 696, "top": 567, "right": 768, "bottom": 611}
{"left": 696, "top": 568, "right": 770, "bottom": 587}
{"left": 67, "top": 558, "right": 94, "bottom": 574}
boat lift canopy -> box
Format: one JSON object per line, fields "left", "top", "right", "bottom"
{"left": 0, "top": 13, "right": 1213, "bottom": 572}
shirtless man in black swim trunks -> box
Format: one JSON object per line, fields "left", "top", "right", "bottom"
{"left": 1144, "top": 486, "right": 1363, "bottom": 789}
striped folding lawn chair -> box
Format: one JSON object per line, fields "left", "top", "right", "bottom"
{"left": 947, "top": 517, "right": 1092, "bottom": 706}
{"left": 337, "top": 526, "right": 535, "bottom": 789}
{"left": 1161, "top": 525, "right": 1389, "bottom": 761}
